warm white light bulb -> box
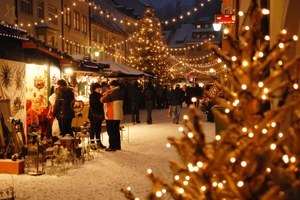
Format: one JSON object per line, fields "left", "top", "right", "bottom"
{"left": 278, "top": 132, "right": 284, "bottom": 138}
{"left": 281, "top": 29, "right": 287, "bottom": 34}
{"left": 230, "top": 157, "right": 236, "bottom": 163}
{"left": 282, "top": 155, "right": 289, "bottom": 163}
{"left": 215, "top": 135, "right": 221, "bottom": 140}
{"left": 264, "top": 35, "right": 270, "bottom": 41}
{"left": 271, "top": 122, "right": 276, "bottom": 127}
{"left": 293, "top": 83, "right": 299, "bottom": 90}
{"left": 242, "top": 127, "right": 247, "bottom": 133}
{"left": 225, "top": 108, "right": 230, "bottom": 113}
{"left": 270, "top": 143, "right": 276, "bottom": 150}
{"left": 238, "top": 11, "right": 244, "bottom": 16}
{"left": 279, "top": 43, "right": 285, "bottom": 49}
{"left": 200, "top": 186, "right": 206, "bottom": 191}
{"left": 231, "top": 56, "right": 237, "bottom": 61}
{"left": 237, "top": 181, "right": 244, "bottom": 187}
{"left": 241, "top": 84, "right": 247, "bottom": 90}
{"left": 241, "top": 161, "right": 247, "bottom": 167}
{"left": 248, "top": 132, "right": 254, "bottom": 138}
{"left": 197, "top": 161, "right": 204, "bottom": 168}
{"left": 266, "top": 168, "right": 271, "bottom": 173}
{"left": 188, "top": 132, "right": 194, "bottom": 138}
{"left": 178, "top": 127, "right": 184, "bottom": 132}
{"left": 258, "top": 52, "right": 264, "bottom": 57}
{"left": 156, "top": 191, "right": 163, "bottom": 197}
{"left": 290, "top": 156, "right": 296, "bottom": 163}
{"left": 166, "top": 143, "right": 171, "bottom": 148}
{"left": 262, "top": 128, "right": 268, "bottom": 134}
{"left": 174, "top": 175, "right": 180, "bottom": 180}
{"left": 293, "top": 35, "right": 298, "bottom": 41}
{"left": 147, "top": 169, "right": 152, "bottom": 174}
{"left": 224, "top": 29, "right": 229, "bottom": 34}
{"left": 262, "top": 8, "right": 270, "bottom": 15}
{"left": 258, "top": 82, "right": 264, "bottom": 87}
{"left": 242, "top": 61, "right": 249, "bottom": 67}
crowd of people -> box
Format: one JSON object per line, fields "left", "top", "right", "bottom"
{"left": 42, "top": 79, "right": 206, "bottom": 152}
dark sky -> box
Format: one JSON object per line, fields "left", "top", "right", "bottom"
{"left": 143, "top": 0, "right": 221, "bottom": 22}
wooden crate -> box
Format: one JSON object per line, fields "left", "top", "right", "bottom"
{"left": 0, "top": 159, "right": 25, "bottom": 174}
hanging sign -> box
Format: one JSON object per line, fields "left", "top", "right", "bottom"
{"left": 215, "top": 14, "right": 236, "bottom": 24}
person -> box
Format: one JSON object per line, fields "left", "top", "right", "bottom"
{"left": 143, "top": 82, "right": 156, "bottom": 124}
{"left": 169, "top": 84, "right": 184, "bottom": 124}
{"left": 88, "top": 83, "right": 106, "bottom": 150}
{"left": 26, "top": 99, "right": 39, "bottom": 133}
{"left": 127, "top": 81, "right": 142, "bottom": 124}
{"left": 53, "top": 79, "right": 75, "bottom": 137}
{"left": 100, "top": 80, "right": 123, "bottom": 151}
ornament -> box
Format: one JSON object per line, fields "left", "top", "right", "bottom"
{"left": 0, "top": 63, "right": 12, "bottom": 88}
{"left": 33, "top": 75, "right": 45, "bottom": 90}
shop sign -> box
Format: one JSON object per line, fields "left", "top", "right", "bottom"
{"left": 215, "top": 14, "right": 236, "bottom": 24}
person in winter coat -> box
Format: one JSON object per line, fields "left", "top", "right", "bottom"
{"left": 100, "top": 80, "right": 123, "bottom": 151}
{"left": 127, "top": 81, "right": 142, "bottom": 124}
{"left": 53, "top": 79, "right": 75, "bottom": 137}
{"left": 88, "top": 83, "right": 106, "bottom": 149}
{"left": 169, "top": 84, "right": 185, "bottom": 124}
{"left": 143, "top": 82, "right": 156, "bottom": 124}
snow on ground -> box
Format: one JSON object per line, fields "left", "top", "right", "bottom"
{"left": 0, "top": 106, "right": 215, "bottom": 200}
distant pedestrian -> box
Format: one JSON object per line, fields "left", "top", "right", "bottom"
{"left": 169, "top": 84, "right": 184, "bottom": 124}
{"left": 100, "top": 80, "right": 123, "bottom": 151}
{"left": 143, "top": 82, "right": 156, "bottom": 124}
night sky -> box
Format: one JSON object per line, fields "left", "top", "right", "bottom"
{"left": 144, "top": 0, "right": 221, "bottom": 22}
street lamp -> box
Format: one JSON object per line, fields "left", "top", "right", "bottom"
{"left": 213, "top": 23, "right": 222, "bottom": 31}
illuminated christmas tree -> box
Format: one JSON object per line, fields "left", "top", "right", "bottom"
{"left": 128, "top": 5, "right": 171, "bottom": 79}
{"left": 122, "top": 0, "right": 300, "bottom": 199}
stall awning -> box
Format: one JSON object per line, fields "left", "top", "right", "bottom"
{"left": 22, "top": 41, "right": 72, "bottom": 64}
{"left": 102, "top": 60, "right": 148, "bottom": 77}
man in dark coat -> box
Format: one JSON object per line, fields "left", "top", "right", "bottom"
{"left": 143, "top": 82, "right": 155, "bottom": 124}
{"left": 127, "top": 81, "right": 142, "bottom": 124}
{"left": 169, "top": 84, "right": 184, "bottom": 124}
{"left": 88, "top": 82, "right": 106, "bottom": 149}
{"left": 53, "top": 79, "right": 75, "bottom": 137}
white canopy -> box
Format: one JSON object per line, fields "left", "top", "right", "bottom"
{"left": 102, "top": 60, "right": 148, "bottom": 77}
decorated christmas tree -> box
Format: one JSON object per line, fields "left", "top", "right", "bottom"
{"left": 128, "top": 5, "right": 171, "bottom": 79}
{"left": 122, "top": 0, "right": 300, "bottom": 199}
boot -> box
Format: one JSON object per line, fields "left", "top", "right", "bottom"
{"left": 99, "top": 142, "right": 107, "bottom": 149}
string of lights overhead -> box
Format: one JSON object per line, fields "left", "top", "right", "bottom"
{"left": 14, "top": 0, "right": 214, "bottom": 50}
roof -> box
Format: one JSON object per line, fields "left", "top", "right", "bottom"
{"left": 102, "top": 60, "right": 148, "bottom": 77}
{"left": 165, "top": 23, "right": 222, "bottom": 48}
{"left": 94, "top": 0, "right": 146, "bottom": 20}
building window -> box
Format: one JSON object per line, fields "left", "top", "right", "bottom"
{"left": 204, "top": 24, "right": 210, "bottom": 28}
{"left": 196, "top": 24, "right": 201, "bottom": 29}
{"left": 47, "top": 35, "right": 56, "bottom": 47}
{"left": 64, "top": 6, "right": 71, "bottom": 26}
{"left": 74, "top": 44, "right": 80, "bottom": 54}
{"left": 74, "top": 11, "right": 80, "bottom": 31}
{"left": 81, "top": 15, "right": 87, "bottom": 33}
{"left": 48, "top": 5, "right": 58, "bottom": 24}
{"left": 37, "top": 0, "right": 44, "bottom": 18}
{"left": 21, "top": 0, "right": 33, "bottom": 14}
{"left": 65, "top": 42, "right": 72, "bottom": 55}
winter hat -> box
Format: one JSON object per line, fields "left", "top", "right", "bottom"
{"left": 90, "top": 82, "right": 101, "bottom": 92}
{"left": 110, "top": 80, "right": 119, "bottom": 87}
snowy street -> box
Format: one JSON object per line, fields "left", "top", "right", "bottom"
{"left": 0, "top": 107, "right": 215, "bottom": 200}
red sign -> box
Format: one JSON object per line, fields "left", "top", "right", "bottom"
{"left": 215, "top": 14, "right": 236, "bottom": 24}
